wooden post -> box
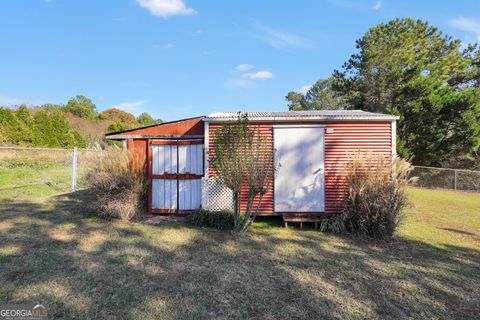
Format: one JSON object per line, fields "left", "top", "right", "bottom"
{"left": 71, "top": 147, "right": 78, "bottom": 192}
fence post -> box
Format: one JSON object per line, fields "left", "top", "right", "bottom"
{"left": 454, "top": 169, "right": 457, "bottom": 192}
{"left": 71, "top": 147, "right": 78, "bottom": 192}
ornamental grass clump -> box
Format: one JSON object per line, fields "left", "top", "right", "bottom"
{"left": 342, "top": 156, "right": 416, "bottom": 239}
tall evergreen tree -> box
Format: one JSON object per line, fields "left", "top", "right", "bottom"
{"left": 331, "top": 18, "right": 480, "bottom": 165}
{"left": 286, "top": 77, "right": 344, "bottom": 110}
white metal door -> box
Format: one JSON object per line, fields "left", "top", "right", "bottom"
{"left": 274, "top": 126, "right": 325, "bottom": 212}
{"left": 151, "top": 142, "right": 203, "bottom": 211}
{"left": 178, "top": 144, "right": 203, "bottom": 210}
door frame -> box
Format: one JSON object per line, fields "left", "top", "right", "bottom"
{"left": 147, "top": 139, "right": 204, "bottom": 214}
{"left": 272, "top": 124, "right": 325, "bottom": 213}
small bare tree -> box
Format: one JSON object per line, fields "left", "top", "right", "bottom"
{"left": 212, "top": 113, "right": 275, "bottom": 236}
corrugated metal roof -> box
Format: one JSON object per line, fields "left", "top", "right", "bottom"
{"left": 204, "top": 110, "right": 399, "bottom": 122}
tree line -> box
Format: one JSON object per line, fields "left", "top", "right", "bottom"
{"left": 286, "top": 18, "right": 480, "bottom": 168}
{"left": 0, "top": 95, "right": 161, "bottom": 148}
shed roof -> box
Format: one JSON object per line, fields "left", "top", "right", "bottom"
{"left": 105, "top": 116, "right": 205, "bottom": 140}
{"left": 204, "top": 110, "right": 399, "bottom": 122}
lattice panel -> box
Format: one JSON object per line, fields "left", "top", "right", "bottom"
{"left": 202, "top": 177, "right": 234, "bottom": 212}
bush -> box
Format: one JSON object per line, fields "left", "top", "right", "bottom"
{"left": 319, "top": 215, "right": 346, "bottom": 234}
{"left": 342, "top": 157, "right": 414, "bottom": 239}
{"left": 83, "top": 147, "right": 147, "bottom": 221}
{"left": 190, "top": 209, "right": 234, "bottom": 230}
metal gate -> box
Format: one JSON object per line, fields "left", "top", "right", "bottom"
{"left": 149, "top": 140, "right": 204, "bottom": 213}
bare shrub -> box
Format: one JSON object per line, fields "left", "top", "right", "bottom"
{"left": 83, "top": 146, "right": 147, "bottom": 221}
{"left": 342, "top": 156, "right": 415, "bottom": 239}
{"left": 211, "top": 113, "right": 276, "bottom": 236}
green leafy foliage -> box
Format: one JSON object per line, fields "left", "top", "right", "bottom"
{"left": 64, "top": 95, "right": 98, "bottom": 119}
{"left": 0, "top": 95, "right": 160, "bottom": 148}
{"left": 286, "top": 77, "right": 344, "bottom": 110}
{"left": 189, "top": 209, "right": 234, "bottom": 230}
{"left": 137, "top": 112, "right": 157, "bottom": 126}
{"left": 0, "top": 106, "right": 86, "bottom": 148}
{"left": 107, "top": 122, "right": 127, "bottom": 134}
{"left": 101, "top": 108, "right": 138, "bottom": 131}
{"left": 330, "top": 18, "right": 480, "bottom": 166}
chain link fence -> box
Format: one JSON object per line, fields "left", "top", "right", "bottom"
{"left": 0, "top": 146, "right": 104, "bottom": 201}
{"left": 410, "top": 165, "right": 480, "bottom": 192}
{"left": 1, "top": 147, "right": 479, "bottom": 203}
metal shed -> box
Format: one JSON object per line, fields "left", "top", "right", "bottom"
{"left": 106, "top": 110, "right": 399, "bottom": 216}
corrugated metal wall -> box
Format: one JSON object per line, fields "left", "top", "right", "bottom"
{"left": 128, "top": 139, "right": 148, "bottom": 173}
{"left": 208, "top": 121, "right": 393, "bottom": 214}
{"left": 323, "top": 122, "right": 392, "bottom": 213}
{"left": 208, "top": 124, "right": 274, "bottom": 214}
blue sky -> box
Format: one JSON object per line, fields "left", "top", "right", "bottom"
{"left": 0, "top": 0, "right": 479, "bottom": 121}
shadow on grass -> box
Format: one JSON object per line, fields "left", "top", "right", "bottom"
{"left": 440, "top": 227, "right": 477, "bottom": 236}
{"left": 0, "top": 191, "right": 479, "bottom": 319}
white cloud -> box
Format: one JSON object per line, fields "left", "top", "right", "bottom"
{"left": 298, "top": 85, "right": 312, "bottom": 94}
{"left": 250, "top": 22, "right": 310, "bottom": 49}
{"left": 153, "top": 43, "right": 175, "bottom": 49}
{"left": 235, "top": 64, "right": 255, "bottom": 72}
{"left": 0, "top": 93, "right": 43, "bottom": 106}
{"left": 136, "top": 0, "right": 196, "bottom": 18}
{"left": 241, "top": 71, "right": 274, "bottom": 80}
{"left": 372, "top": 0, "right": 382, "bottom": 11}
{"left": 449, "top": 17, "right": 480, "bottom": 41}
{"left": 111, "top": 100, "right": 146, "bottom": 116}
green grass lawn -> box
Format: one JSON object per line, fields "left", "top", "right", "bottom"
{"left": 0, "top": 161, "right": 72, "bottom": 201}
{"left": 0, "top": 185, "right": 479, "bottom": 319}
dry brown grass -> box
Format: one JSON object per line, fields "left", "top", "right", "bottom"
{"left": 83, "top": 146, "right": 147, "bottom": 221}
{"left": 0, "top": 188, "right": 479, "bottom": 319}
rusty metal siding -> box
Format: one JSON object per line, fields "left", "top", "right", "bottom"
{"left": 119, "top": 118, "right": 205, "bottom": 214}
{"left": 126, "top": 118, "right": 204, "bottom": 176}
{"left": 122, "top": 117, "right": 204, "bottom": 136}
{"left": 128, "top": 139, "right": 148, "bottom": 173}
{"left": 208, "top": 124, "right": 274, "bottom": 214}
{"left": 208, "top": 121, "right": 393, "bottom": 215}
{"left": 323, "top": 122, "right": 392, "bottom": 213}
